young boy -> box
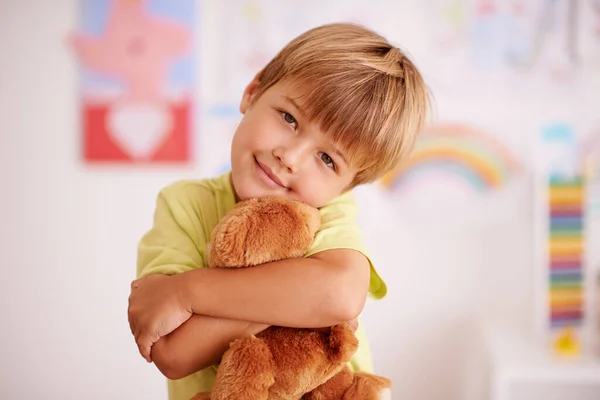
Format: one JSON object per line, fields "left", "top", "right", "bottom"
{"left": 128, "top": 23, "right": 428, "bottom": 400}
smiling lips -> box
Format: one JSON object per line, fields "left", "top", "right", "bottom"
{"left": 256, "top": 158, "right": 287, "bottom": 188}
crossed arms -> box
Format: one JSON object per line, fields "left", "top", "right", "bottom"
{"left": 128, "top": 248, "right": 370, "bottom": 379}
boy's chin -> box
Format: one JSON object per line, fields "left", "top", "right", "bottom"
{"left": 239, "top": 186, "right": 288, "bottom": 202}
{"left": 234, "top": 185, "right": 266, "bottom": 202}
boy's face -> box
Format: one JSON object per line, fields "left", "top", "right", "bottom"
{"left": 230, "top": 78, "right": 357, "bottom": 208}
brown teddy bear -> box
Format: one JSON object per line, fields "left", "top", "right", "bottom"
{"left": 192, "top": 196, "right": 392, "bottom": 400}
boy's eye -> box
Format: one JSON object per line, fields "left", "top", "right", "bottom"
{"left": 319, "top": 152, "right": 335, "bottom": 169}
{"left": 282, "top": 111, "right": 297, "bottom": 128}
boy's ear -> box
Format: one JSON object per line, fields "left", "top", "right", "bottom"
{"left": 240, "top": 74, "right": 261, "bottom": 114}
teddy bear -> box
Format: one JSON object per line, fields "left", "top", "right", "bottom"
{"left": 192, "top": 196, "right": 392, "bottom": 400}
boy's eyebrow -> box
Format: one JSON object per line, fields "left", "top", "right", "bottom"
{"left": 332, "top": 147, "right": 349, "bottom": 167}
{"left": 283, "top": 96, "right": 306, "bottom": 118}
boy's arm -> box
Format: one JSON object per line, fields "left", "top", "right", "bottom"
{"left": 131, "top": 247, "right": 369, "bottom": 364}
{"left": 151, "top": 315, "right": 268, "bottom": 380}
{"left": 130, "top": 248, "right": 369, "bottom": 360}
{"left": 152, "top": 313, "right": 359, "bottom": 381}
{"left": 171, "top": 192, "right": 374, "bottom": 327}
{"left": 181, "top": 248, "right": 371, "bottom": 326}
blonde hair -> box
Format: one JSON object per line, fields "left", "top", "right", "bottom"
{"left": 254, "top": 23, "right": 430, "bottom": 187}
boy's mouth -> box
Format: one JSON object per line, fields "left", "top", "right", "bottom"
{"left": 255, "top": 157, "right": 287, "bottom": 189}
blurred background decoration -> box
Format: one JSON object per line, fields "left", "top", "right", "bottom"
{"left": 1, "top": 1, "right": 600, "bottom": 399}
{"left": 381, "top": 124, "right": 521, "bottom": 194}
{"left": 584, "top": 129, "right": 600, "bottom": 217}
{"left": 70, "top": 0, "right": 196, "bottom": 163}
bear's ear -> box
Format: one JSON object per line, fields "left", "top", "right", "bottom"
{"left": 208, "top": 210, "right": 251, "bottom": 268}
{"left": 294, "top": 202, "right": 321, "bottom": 238}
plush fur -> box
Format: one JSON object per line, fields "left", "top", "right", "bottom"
{"left": 194, "top": 196, "right": 391, "bottom": 400}
{"left": 206, "top": 197, "right": 321, "bottom": 268}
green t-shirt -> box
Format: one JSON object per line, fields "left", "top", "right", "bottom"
{"left": 137, "top": 172, "right": 387, "bottom": 400}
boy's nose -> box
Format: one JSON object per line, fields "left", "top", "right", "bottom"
{"left": 273, "top": 141, "right": 310, "bottom": 173}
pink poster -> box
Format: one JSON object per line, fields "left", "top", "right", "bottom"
{"left": 70, "top": 0, "right": 196, "bottom": 163}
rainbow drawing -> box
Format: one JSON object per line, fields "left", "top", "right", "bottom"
{"left": 380, "top": 124, "right": 520, "bottom": 192}
{"left": 547, "top": 175, "right": 585, "bottom": 327}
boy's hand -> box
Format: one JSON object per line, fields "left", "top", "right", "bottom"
{"left": 128, "top": 274, "right": 192, "bottom": 362}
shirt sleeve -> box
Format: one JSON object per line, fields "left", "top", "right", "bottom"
{"left": 305, "top": 192, "right": 387, "bottom": 299}
{"left": 137, "top": 184, "right": 208, "bottom": 278}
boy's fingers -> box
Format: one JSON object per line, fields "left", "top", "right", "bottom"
{"left": 136, "top": 334, "right": 152, "bottom": 362}
{"left": 138, "top": 342, "right": 152, "bottom": 363}
{"left": 137, "top": 332, "right": 159, "bottom": 362}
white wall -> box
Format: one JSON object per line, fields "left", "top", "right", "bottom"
{"left": 1, "top": 1, "right": 599, "bottom": 400}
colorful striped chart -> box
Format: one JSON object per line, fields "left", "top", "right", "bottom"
{"left": 548, "top": 175, "right": 585, "bottom": 328}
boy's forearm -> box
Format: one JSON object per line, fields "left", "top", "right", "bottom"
{"left": 178, "top": 250, "right": 369, "bottom": 328}
{"left": 152, "top": 314, "right": 269, "bottom": 380}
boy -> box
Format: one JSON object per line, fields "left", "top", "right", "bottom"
{"left": 128, "top": 23, "right": 428, "bottom": 400}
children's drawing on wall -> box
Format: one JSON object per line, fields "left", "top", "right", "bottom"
{"left": 508, "top": 0, "right": 580, "bottom": 82}
{"left": 581, "top": 0, "right": 600, "bottom": 77}
{"left": 427, "top": 0, "right": 599, "bottom": 89}
{"left": 378, "top": 123, "right": 522, "bottom": 227}
{"left": 70, "top": 0, "right": 195, "bottom": 164}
